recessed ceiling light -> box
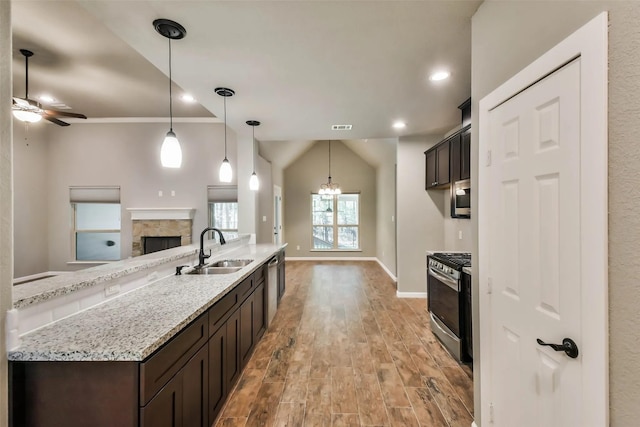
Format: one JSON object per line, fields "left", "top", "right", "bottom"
{"left": 429, "top": 71, "right": 450, "bottom": 82}
{"left": 181, "top": 94, "right": 196, "bottom": 103}
{"left": 393, "top": 121, "right": 406, "bottom": 129}
{"left": 39, "top": 94, "right": 55, "bottom": 103}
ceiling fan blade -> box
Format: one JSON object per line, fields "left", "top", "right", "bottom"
{"left": 44, "top": 110, "right": 87, "bottom": 119}
{"left": 44, "top": 116, "right": 70, "bottom": 127}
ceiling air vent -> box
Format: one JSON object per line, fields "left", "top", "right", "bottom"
{"left": 331, "top": 124, "right": 352, "bottom": 131}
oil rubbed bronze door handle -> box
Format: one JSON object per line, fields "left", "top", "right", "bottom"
{"left": 536, "top": 338, "right": 579, "bottom": 359}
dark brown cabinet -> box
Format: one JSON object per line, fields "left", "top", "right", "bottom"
{"left": 425, "top": 139, "right": 451, "bottom": 189}
{"left": 425, "top": 97, "right": 471, "bottom": 194}
{"left": 208, "top": 325, "right": 226, "bottom": 422}
{"left": 141, "top": 343, "right": 209, "bottom": 427}
{"left": 460, "top": 128, "right": 471, "bottom": 181}
{"left": 277, "top": 250, "right": 286, "bottom": 304}
{"left": 450, "top": 128, "right": 471, "bottom": 183}
{"left": 10, "top": 257, "right": 277, "bottom": 427}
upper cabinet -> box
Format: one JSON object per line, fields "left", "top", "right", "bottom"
{"left": 425, "top": 139, "right": 451, "bottom": 189}
{"left": 425, "top": 98, "right": 471, "bottom": 190}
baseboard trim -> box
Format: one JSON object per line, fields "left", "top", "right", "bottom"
{"left": 285, "top": 256, "right": 377, "bottom": 261}
{"left": 396, "top": 291, "right": 427, "bottom": 299}
{"left": 376, "top": 259, "right": 397, "bottom": 282}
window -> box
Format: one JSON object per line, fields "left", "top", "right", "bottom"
{"left": 209, "top": 202, "right": 238, "bottom": 232}
{"left": 71, "top": 186, "right": 121, "bottom": 262}
{"left": 311, "top": 193, "right": 359, "bottom": 250}
{"left": 207, "top": 185, "right": 239, "bottom": 237}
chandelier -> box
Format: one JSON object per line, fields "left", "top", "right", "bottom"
{"left": 318, "top": 140, "right": 341, "bottom": 196}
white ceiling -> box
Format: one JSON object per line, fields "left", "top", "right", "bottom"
{"left": 11, "top": 0, "right": 480, "bottom": 145}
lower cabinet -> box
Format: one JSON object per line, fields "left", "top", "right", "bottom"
{"left": 9, "top": 260, "right": 272, "bottom": 427}
{"left": 141, "top": 343, "right": 209, "bottom": 427}
{"left": 277, "top": 250, "right": 286, "bottom": 304}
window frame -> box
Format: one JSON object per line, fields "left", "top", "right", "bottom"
{"left": 310, "top": 193, "right": 361, "bottom": 251}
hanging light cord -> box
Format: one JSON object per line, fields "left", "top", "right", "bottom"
{"left": 252, "top": 126, "right": 256, "bottom": 172}
{"left": 168, "top": 38, "right": 173, "bottom": 132}
{"left": 223, "top": 95, "right": 228, "bottom": 158}
{"left": 24, "top": 53, "right": 29, "bottom": 99}
{"left": 328, "top": 140, "right": 332, "bottom": 180}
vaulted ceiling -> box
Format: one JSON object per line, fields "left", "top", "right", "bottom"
{"left": 12, "top": 0, "right": 480, "bottom": 151}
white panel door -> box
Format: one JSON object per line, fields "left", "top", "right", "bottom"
{"left": 487, "top": 58, "right": 582, "bottom": 426}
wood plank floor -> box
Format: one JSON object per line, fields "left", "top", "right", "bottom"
{"left": 215, "top": 261, "right": 474, "bottom": 427}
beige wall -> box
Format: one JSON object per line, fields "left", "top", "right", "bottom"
{"left": 472, "top": 2, "right": 639, "bottom": 424}
{"left": 13, "top": 124, "right": 49, "bottom": 277}
{"left": 256, "top": 155, "right": 274, "bottom": 244}
{"left": 375, "top": 141, "right": 397, "bottom": 276}
{"left": 396, "top": 135, "right": 444, "bottom": 294}
{"left": 284, "top": 140, "right": 376, "bottom": 257}
{"left": 14, "top": 121, "right": 238, "bottom": 274}
{"left": 443, "top": 191, "right": 472, "bottom": 252}
{"left": 0, "top": 1, "right": 11, "bottom": 424}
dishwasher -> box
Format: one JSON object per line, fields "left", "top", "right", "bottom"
{"left": 267, "top": 256, "right": 278, "bottom": 327}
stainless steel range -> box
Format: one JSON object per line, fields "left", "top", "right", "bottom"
{"left": 427, "top": 252, "right": 472, "bottom": 362}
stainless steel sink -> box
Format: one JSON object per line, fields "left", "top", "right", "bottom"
{"left": 187, "top": 266, "right": 243, "bottom": 275}
{"left": 209, "top": 259, "right": 253, "bottom": 268}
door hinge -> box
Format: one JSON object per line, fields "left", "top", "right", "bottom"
{"left": 485, "top": 149, "right": 492, "bottom": 167}
{"left": 487, "top": 277, "right": 493, "bottom": 294}
{"left": 489, "top": 402, "right": 495, "bottom": 423}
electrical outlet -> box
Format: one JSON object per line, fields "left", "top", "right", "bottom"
{"left": 263, "top": 216, "right": 267, "bottom": 222}
{"left": 296, "top": 245, "right": 300, "bottom": 250}
{"left": 171, "top": 190, "right": 176, "bottom": 196}
{"left": 158, "top": 190, "right": 163, "bottom": 197}
{"left": 105, "top": 284, "right": 120, "bottom": 297}
{"left": 458, "top": 230, "right": 463, "bottom": 240}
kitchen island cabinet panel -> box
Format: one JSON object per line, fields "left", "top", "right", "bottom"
{"left": 182, "top": 343, "right": 209, "bottom": 427}
{"left": 240, "top": 292, "right": 255, "bottom": 367}
{"left": 10, "top": 361, "right": 139, "bottom": 427}
{"left": 208, "top": 325, "right": 227, "bottom": 423}
{"left": 140, "top": 369, "right": 183, "bottom": 427}
{"left": 140, "top": 313, "right": 208, "bottom": 406}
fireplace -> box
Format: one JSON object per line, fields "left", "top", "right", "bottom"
{"left": 127, "top": 208, "right": 195, "bottom": 257}
{"left": 143, "top": 236, "right": 182, "bottom": 255}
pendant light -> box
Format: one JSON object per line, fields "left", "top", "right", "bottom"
{"left": 154, "top": 19, "right": 186, "bottom": 168}
{"left": 246, "top": 120, "right": 261, "bottom": 191}
{"left": 318, "top": 140, "right": 341, "bottom": 196}
{"left": 215, "top": 87, "right": 235, "bottom": 183}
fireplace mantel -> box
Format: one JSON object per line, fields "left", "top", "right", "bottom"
{"left": 127, "top": 208, "right": 196, "bottom": 221}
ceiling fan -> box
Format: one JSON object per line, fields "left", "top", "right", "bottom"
{"left": 12, "top": 49, "right": 87, "bottom": 126}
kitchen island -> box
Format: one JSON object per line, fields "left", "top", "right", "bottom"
{"left": 9, "top": 238, "right": 286, "bottom": 427}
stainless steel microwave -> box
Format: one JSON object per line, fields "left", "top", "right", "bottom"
{"left": 452, "top": 179, "right": 471, "bottom": 217}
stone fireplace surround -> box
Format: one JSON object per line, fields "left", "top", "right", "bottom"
{"left": 127, "top": 208, "right": 196, "bottom": 257}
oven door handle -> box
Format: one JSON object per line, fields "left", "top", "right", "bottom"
{"left": 428, "top": 267, "right": 460, "bottom": 292}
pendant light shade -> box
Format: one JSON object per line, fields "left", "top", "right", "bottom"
{"left": 216, "top": 87, "right": 235, "bottom": 183}
{"left": 219, "top": 158, "right": 233, "bottom": 182}
{"left": 161, "top": 130, "right": 182, "bottom": 168}
{"left": 154, "top": 19, "right": 186, "bottom": 168}
{"left": 249, "top": 172, "right": 259, "bottom": 191}
{"left": 247, "top": 120, "right": 261, "bottom": 191}
{"left": 318, "top": 140, "right": 341, "bottom": 195}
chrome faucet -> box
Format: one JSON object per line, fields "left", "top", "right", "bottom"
{"left": 198, "top": 227, "right": 226, "bottom": 267}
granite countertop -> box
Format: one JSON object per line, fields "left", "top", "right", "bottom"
{"left": 12, "top": 234, "right": 244, "bottom": 309}
{"left": 9, "top": 242, "right": 286, "bottom": 362}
